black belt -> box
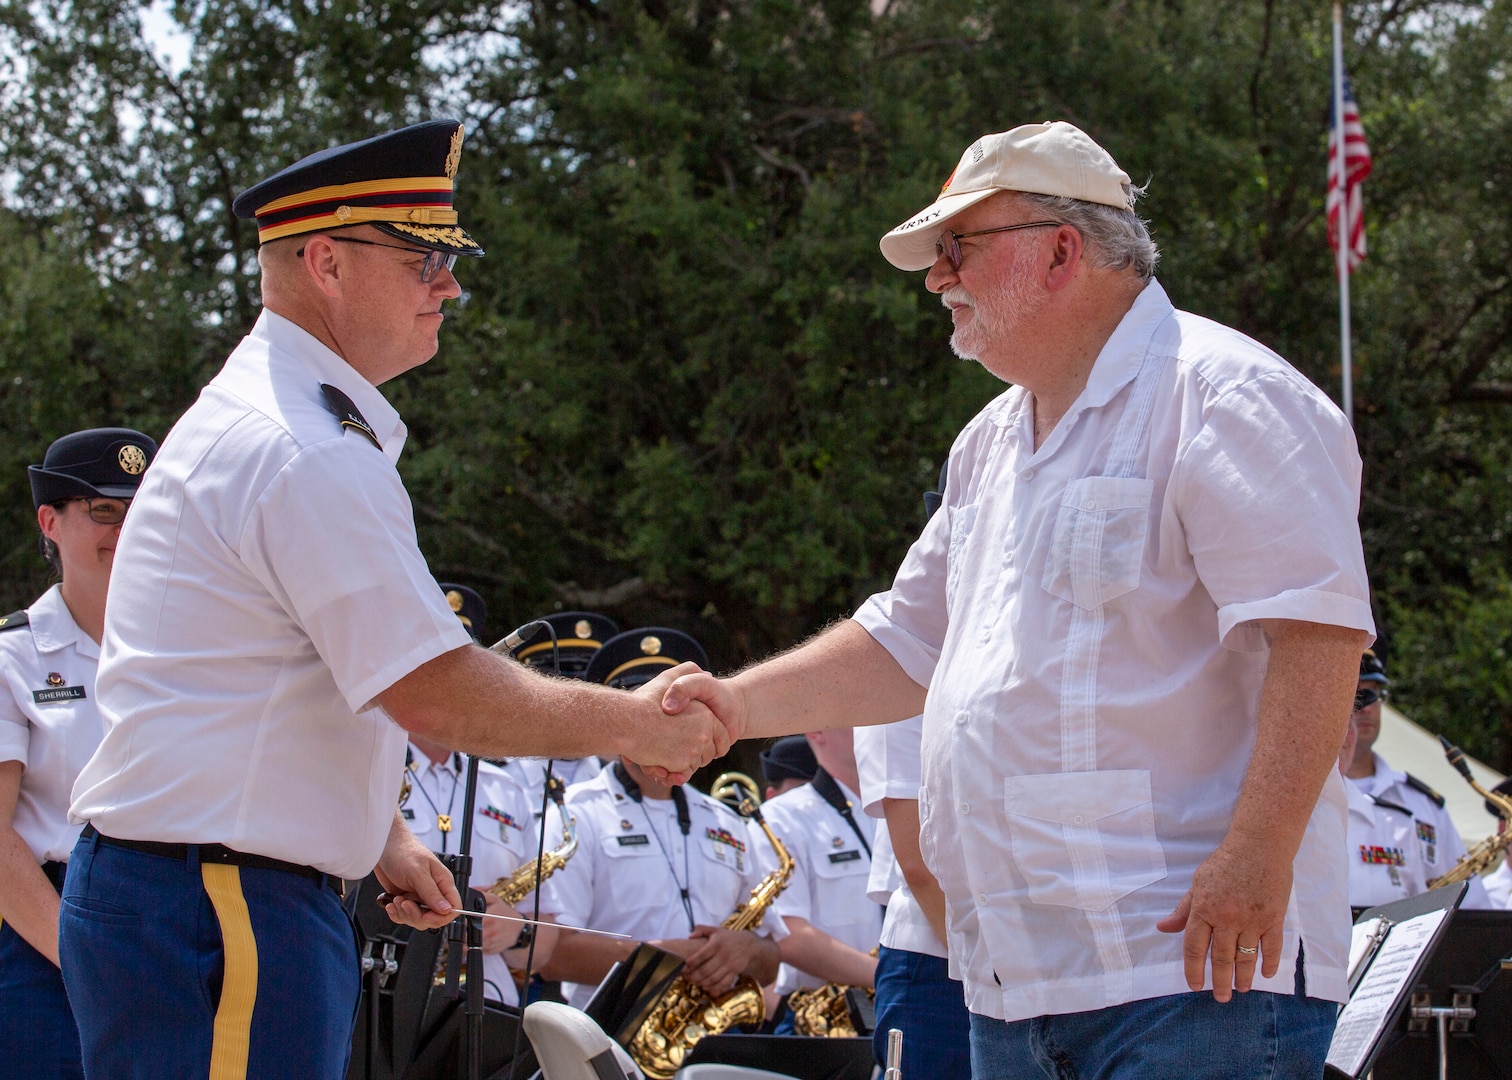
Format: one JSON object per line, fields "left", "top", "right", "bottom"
{"left": 81, "top": 823, "right": 342, "bottom": 897}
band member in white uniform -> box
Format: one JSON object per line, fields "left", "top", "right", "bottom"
{"left": 540, "top": 629, "right": 784, "bottom": 1009}
{"left": 0, "top": 427, "right": 156, "bottom": 1080}
{"left": 763, "top": 727, "right": 880, "bottom": 1027}
{"left": 402, "top": 738, "right": 562, "bottom": 1004}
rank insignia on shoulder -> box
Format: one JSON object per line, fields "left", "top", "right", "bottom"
{"left": 0, "top": 610, "right": 29, "bottom": 631}
{"left": 320, "top": 383, "right": 381, "bottom": 449}
{"left": 1404, "top": 773, "right": 1446, "bottom": 808}
{"left": 1359, "top": 845, "right": 1405, "bottom": 866}
{"left": 705, "top": 827, "right": 746, "bottom": 853}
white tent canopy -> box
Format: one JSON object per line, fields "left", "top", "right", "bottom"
{"left": 1373, "top": 703, "right": 1505, "bottom": 850}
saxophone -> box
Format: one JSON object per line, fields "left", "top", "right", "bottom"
{"left": 789, "top": 982, "right": 873, "bottom": 1037}
{"left": 627, "top": 798, "right": 794, "bottom": 1080}
{"left": 1427, "top": 736, "right": 1512, "bottom": 888}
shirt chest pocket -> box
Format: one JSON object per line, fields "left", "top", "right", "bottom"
{"left": 599, "top": 833, "right": 668, "bottom": 911}
{"left": 1003, "top": 770, "right": 1166, "bottom": 911}
{"left": 1039, "top": 477, "right": 1154, "bottom": 610}
{"left": 812, "top": 848, "right": 874, "bottom": 928}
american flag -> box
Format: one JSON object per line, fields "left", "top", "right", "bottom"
{"left": 1327, "top": 76, "right": 1373, "bottom": 272}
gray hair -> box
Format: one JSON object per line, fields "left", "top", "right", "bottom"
{"left": 1017, "top": 185, "right": 1160, "bottom": 282}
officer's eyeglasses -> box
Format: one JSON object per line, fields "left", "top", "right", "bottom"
{"left": 935, "top": 221, "right": 1063, "bottom": 271}
{"left": 298, "top": 236, "right": 458, "bottom": 283}
{"left": 1353, "top": 687, "right": 1390, "bottom": 711}
{"left": 61, "top": 497, "right": 130, "bottom": 525}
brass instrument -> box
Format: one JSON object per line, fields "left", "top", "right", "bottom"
{"left": 789, "top": 982, "right": 874, "bottom": 1037}
{"left": 627, "top": 796, "right": 794, "bottom": 1079}
{"left": 1427, "top": 735, "right": 1512, "bottom": 888}
{"left": 710, "top": 771, "right": 762, "bottom": 811}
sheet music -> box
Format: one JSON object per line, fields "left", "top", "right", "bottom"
{"left": 1326, "top": 907, "right": 1450, "bottom": 1076}
{"left": 1346, "top": 916, "right": 1392, "bottom": 992}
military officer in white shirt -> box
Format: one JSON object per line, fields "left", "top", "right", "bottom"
{"left": 1342, "top": 652, "right": 1490, "bottom": 908}
{"left": 59, "top": 123, "right": 732, "bottom": 1080}
{"left": 0, "top": 428, "right": 155, "bottom": 1080}
{"left": 763, "top": 727, "right": 880, "bottom": 1026}
{"left": 663, "top": 122, "right": 1373, "bottom": 1079}
{"left": 539, "top": 630, "right": 783, "bottom": 1010}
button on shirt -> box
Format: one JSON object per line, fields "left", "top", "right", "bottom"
{"left": 0, "top": 586, "right": 103, "bottom": 864}
{"left": 1348, "top": 753, "right": 1490, "bottom": 910}
{"left": 403, "top": 748, "right": 563, "bottom": 1005}
{"left": 855, "top": 715, "right": 947, "bottom": 959}
{"left": 853, "top": 281, "right": 1375, "bottom": 1021}
{"left": 764, "top": 778, "right": 881, "bottom": 995}
{"left": 71, "top": 311, "right": 472, "bottom": 878}
{"left": 545, "top": 764, "right": 786, "bottom": 1009}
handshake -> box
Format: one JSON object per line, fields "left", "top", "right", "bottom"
{"left": 624, "top": 663, "right": 744, "bottom": 786}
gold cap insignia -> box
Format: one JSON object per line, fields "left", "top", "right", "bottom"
{"left": 640, "top": 635, "right": 662, "bottom": 656}
{"left": 47, "top": 672, "right": 64, "bottom": 686}
{"left": 574, "top": 619, "right": 593, "bottom": 640}
{"left": 445, "top": 127, "right": 463, "bottom": 180}
{"left": 447, "top": 590, "right": 464, "bottom": 613}
{"left": 119, "top": 445, "right": 147, "bottom": 475}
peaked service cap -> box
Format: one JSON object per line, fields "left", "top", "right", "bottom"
{"left": 880, "top": 121, "right": 1134, "bottom": 271}
{"left": 232, "top": 119, "right": 484, "bottom": 256}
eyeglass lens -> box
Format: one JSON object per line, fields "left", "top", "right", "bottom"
{"left": 70, "top": 497, "right": 130, "bottom": 524}
{"left": 420, "top": 250, "right": 458, "bottom": 283}
{"left": 935, "top": 233, "right": 962, "bottom": 270}
{"left": 1353, "top": 688, "right": 1388, "bottom": 711}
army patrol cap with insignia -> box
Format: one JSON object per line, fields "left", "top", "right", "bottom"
{"left": 516, "top": 611, "right": 620, "bottom": 678}
{"left": 29, "top": 427, "right": 158, "bottom": 508}
{"left": 232, "top": 119, "right": 485, "bottom": 258}
{"left": 438, "top": 582, "right": 487, "bottom": 643}
{"left": 584, "top": 627, "right": 710, "bottom": 690}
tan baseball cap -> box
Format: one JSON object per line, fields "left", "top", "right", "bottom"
{"left": 879, "top": 122, "right": 1133, "bottom": 271}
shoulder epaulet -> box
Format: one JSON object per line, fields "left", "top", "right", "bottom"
{"left": 1404, "top": 773, "right": 1446, "bottom": 808}
{"left": 1371, "top": 797, "right": 1415, "bottom": 819}
{"left": 0, "top": 610, "right": 29, "bottom": 632}
{"left": 319, "top": 383, "right": 381, "bottom": 450}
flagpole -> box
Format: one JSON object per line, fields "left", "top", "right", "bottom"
{"left": 1333, "top": 1, "right": 1354, "bottom": 425}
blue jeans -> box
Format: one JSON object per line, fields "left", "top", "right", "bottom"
{"left": 0, "top": 915, "right": 83, "bottom": 1080}
{"left": 969, "top": 951, "right": 1336, "bottom": 1080}
{"left": 873, "top": 946, "right": 972, "bottom": 1078}
{"left": 61, "top": 833, "right": 360, "bottom": 1079}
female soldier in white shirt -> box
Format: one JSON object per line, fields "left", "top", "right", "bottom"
{"left": 0, "top": 428, "right": 156, "bottom": 1080}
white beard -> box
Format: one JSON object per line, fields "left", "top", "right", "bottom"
{"left": 941, "top": 243, "right": 1047, "bottom": 367}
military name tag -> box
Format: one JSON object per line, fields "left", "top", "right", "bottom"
{"left": 617, "top": 835, "right": 650, "bottom": 847}
{"left": 33, "top": 686, "right": 86, "bottom": 704}
{"left": 828, "top": 850, "right": 863, "bottom": 864}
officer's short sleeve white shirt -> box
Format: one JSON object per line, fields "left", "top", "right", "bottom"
{"left": 0, "top": 586, "right": 104, "bottom": 863}
{"left": 70, "top": 311, "right": 471, "bottom": 878}
{"left": 764, "top": 779, "right": 881, "bottom": 994}
{"left": 546, "top": 764, "right": 783, "bottom": 1009}
{"left": 853, "top": 281, "right": 1375, "bottom": 1020}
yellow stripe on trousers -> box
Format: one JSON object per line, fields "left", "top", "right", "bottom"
{"left": 202, "top": 863, "right": 259, "bottom": 1080}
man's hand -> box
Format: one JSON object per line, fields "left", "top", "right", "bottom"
{"left": 481, "top": 893, "right": 525, "bottom": 953}
{"left": 658, "top": 670, "right": 747, "bottom": 777}
{"left": 375, "top": 812, "right": 462, "bottom": 931}
{"left": 676, "top": 926, "right": 774, "bottom": 995}
{"left": 1156, "top": 841, "right": 1292, "bottom": 1002}
{"left": 628, "top": 662, "right": 737, "bottom": 785}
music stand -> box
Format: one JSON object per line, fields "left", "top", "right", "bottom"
{"left": 583, "top": 943, "right": 687, "bottom": 1048}
{"left": 346, "top": 874, "right": 446, "bottom": 1080}
{"left": 1369, "top": 907, "right": 1512, "bottom": 1080}
{"left": 682, "top": 1035, "right": 875, "bottom": 1080}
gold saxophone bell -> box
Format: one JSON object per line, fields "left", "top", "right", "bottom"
{"left": 710, "top": 771, "right": 762, "bottom": 811}
{"left": 627, "top": 795, "right": 793, "bottom": 1080}
{"left": 1427, "top": 735, "right": 1512, "bottom": 888}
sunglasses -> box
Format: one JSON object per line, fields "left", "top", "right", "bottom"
{"left": 934, "top": 221, "right": 1062, "bottom": 271}
{"left": 1353, "top": 687, "right": 1390, "bottom": 711}
{"left": 297, "top": 236, "right": 458, "bottom": 283}
{"left": 61, "top": 497, "right": 131, "bottom": 525}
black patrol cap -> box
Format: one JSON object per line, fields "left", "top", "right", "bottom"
{"left": 583, "top": 627, "right": 709, "bottom": 690}
{"left": 232, "top": 119, "right": 485, "bottom": 257}
{"left": 516, "top": 612, "right": 620, "bottom": 678}
{"left": 1359, "top": 649, "right": 1389, "bottom": 685}
{"left": 438, "top": 583, "right": 487, "bottom": 642}
{"left": 760, "top": 736, "right": 818, "bottom": 787}
{"left": 29, "top": 428, "right": 157, "bottom": 508}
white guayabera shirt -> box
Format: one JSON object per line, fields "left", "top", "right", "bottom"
{"left": 855, "top": 281, "right": 1375, "bottom": 1022}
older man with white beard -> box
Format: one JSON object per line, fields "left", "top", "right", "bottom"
{"left": 662, "top": 122, "right": 1374, "bottom": 1078}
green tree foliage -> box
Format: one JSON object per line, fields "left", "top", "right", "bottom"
{"left": 1, "top": 0, "right": 1509, "bottom": 766}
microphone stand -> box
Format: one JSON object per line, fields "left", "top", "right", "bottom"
{"left": 440, "top": 756, "right": 485, "bottom": 1080}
